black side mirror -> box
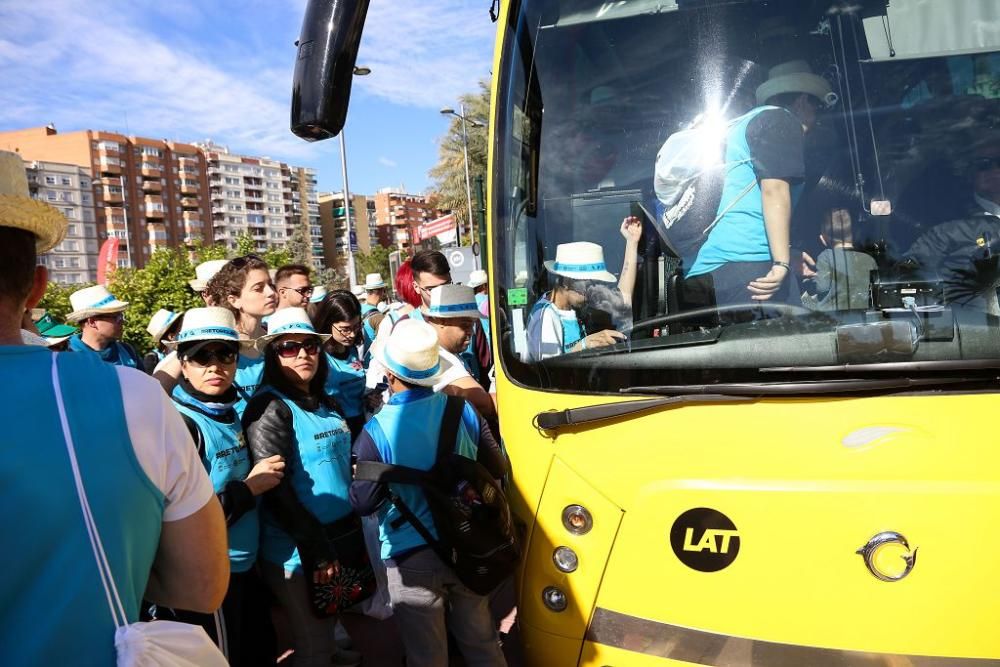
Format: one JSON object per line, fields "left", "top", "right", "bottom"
{"left": 290, "top": 0, "right": 371, "bottom": 141}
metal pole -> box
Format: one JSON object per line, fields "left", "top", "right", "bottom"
{"left": 460, "top": 103, "right": 475, "bottom": 254}
{"left": 474, "top": 174, "right": 487, "bottom": 272}
{"left": 339, "top": 131, "right": 357, "bottom": 289}
{"left": 119, "top": 174, "right": 132, "bottom": 268}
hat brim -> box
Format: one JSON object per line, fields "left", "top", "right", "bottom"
{"left": 255, "top": 331, "right": 332, "bottom": 353}
{"left": 365, "top": 283, "right": 387, "bottom": 291}
{"left": 39, "top": 323, "right": 78, "bottom": 338}
{"left": 188, "top": 279, "right": 208, "bottom": 292}
{"left": 165, "top": 335, "right": 253, "bottom": 351}
{"left": 148, "top": 313, "right": 182, "bottom": 344}
{"left": 756, "top": 73, "right": 835, "bottom": 107}
{"left": 65, "top": 301, "right": 130, "bottom": 323}
{"left": 421, "top": 306, "right": 482, "bottom": 320}
{"left": 20, "top": 329, "right": 50, "bottom": 346}
{"left": 0, "top": 196, "right": 68, "bottom": 253}
{"left": 543, "top": 260, "right": 617, "bottom": 282}
{"left": 467, "top": 279, "right": 487, "bottom": 289}
{"left": 376, "top": 346, "right": 451, "bottom": 388}
{"left": 44, "top": 335, "right": 73, "bottom": 346}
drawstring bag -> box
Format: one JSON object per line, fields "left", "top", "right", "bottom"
{"left": 51, "top": 353, "right": 229, "bottom": 667}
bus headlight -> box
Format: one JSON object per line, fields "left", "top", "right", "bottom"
{"left": 542, "top": 586, "right": 568, "bottom": 612}
{"left": 562, "top": 504, "right": 593, "bottom": 535}
{"left": 553, "top": 546, "right": 579, "bottom": 573}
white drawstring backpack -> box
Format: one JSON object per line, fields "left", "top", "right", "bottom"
{"left": 51, "top": 353, "right": 229, "bottom": 666}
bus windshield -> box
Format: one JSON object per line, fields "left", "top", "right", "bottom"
{"left": 493, "top": 0, "right": 1000, "bottom": 394}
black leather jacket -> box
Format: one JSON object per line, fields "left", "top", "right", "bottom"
{"left": 242, "top": 389, "right": 343, "bottom": 565}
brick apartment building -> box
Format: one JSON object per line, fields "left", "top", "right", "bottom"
{"left": 318, "top": 191, "right": 379, "bottom": 278}
{"left": 373, "top": 188, "right": 448, "bottom": 254}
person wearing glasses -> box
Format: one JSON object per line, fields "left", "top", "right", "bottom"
{"left": 161, "top": 307, "right": 286, "bottom": 665}
{"left": 242, "top": 308, "right": 363, "bottom": 667}
{"left": 64, "top": 284, "right": 142, "bottom": 368}
{"left": 274, "top": 264, "right": 314, "bottom": 311}
{"left": 902, "top": 136, "right": 1000, "bottom": 312}
{"left": 157, "top": 255, "right": 279, "bottom": 415}
{"left": 314, "top": 290, "right": 369, "bottom": 440}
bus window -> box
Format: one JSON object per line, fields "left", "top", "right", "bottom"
{"left": 493, "top": 0, "right": 1000, "bottom": 393}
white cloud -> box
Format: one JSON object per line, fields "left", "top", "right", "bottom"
{"left": 378, "top": 156, "right": 398, "bottom": 168}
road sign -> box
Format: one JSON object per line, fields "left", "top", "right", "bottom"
{"left": 445, "top": 247, "right": 475, "bottom": 286}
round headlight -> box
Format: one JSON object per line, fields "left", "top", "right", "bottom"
{"left": 542, "top": 586, "right": 568, "bottom": 612}
{"left": 562, "top": 504, "right": 593, "bottom": 535}
{"left": 553, "top": 546, "right": 579, "bottom": 573}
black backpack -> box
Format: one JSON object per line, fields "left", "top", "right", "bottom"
{"left": 355, "top": 396, "right": 520, "bottom": 595}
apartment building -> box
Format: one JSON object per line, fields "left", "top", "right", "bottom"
{"left": 26, "top": 160, "right": 99, "bottom": 284}
{"left": 373, "top": 188, "right": 448, "bottom": 254}
{"left": 318, "top": 191, "right": 380, "bottom": 276}
{"left": 0, "top": 126, "right": 211, "bottom": 268}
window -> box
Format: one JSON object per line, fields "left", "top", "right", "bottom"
{"left": 67, "top": 224, "right": 79, "bottom": 236}
{"left": 228, "top": 204, "right": 243, "bottom": 211}
{"left": 69, "top": 257, "right": 80, "bottom": 268}
{"left": 45, "top": 175, "right": 56, "bottom": 185}
{"left": 83, "top": 211, "right": 94, "bottom": 222}
{"left": 60, "top": 192, "right": 73, "bottom": 202}
{"left": 61, "top": 177, "right": 72, "bottom": 186}
{"left": 46, "top": 192, "right": 57, "bottom": 202}
{"left": 63, "top": 208, "right": 76, "bottom": 219}
{"left": 80, "top": 178, "right": 90, "bottom": 188}
{"left": 81, "top": 193, "right": 91, "bottom": 204}
{"left": 53, "top": 258, "right": 65, "bottom": 268}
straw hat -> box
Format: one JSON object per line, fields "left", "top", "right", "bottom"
{"left": 0, "top": 150, "right": 68, "bottom": 253}
{"left": 147, "top": 309, "right": 182, "bottom": 344}
{"left": 255, "top": 307, "right": 330, "bottom": 351}
{"left": 467, "top": 269, "right": 488, "bottom": 289}
{"left": 421, "top": 284, "right": 481, "bottom": 320}
{"left": 544, "top": 242, "right": 617, "bottom": 282}
{"left": 166, "top": 307, "right": 242, "bottom": 351}
{"left": 309, "top": 285, "right": 328, "bottom": 304}
{"left": 364, "top": 273, "right": 387, "bottom": 290}
{"left": 35, "top": 312, "right": 78, "bottom": 345}
{"left": 65, "top": 285, "right": 129, "bottom": 322}
{"left": 378, "top": 319, "right": 452, "bottom": 387}
{"left": 755, "top": 60, "right": 837, "bottom": 107}
{"left": 189, "top": 259, "right": 228, "bottom": 292}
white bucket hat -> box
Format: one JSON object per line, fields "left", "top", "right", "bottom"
{"left": 421, "top": 284, "right": 481, "bottom": 320}
{"left": 310, "top": 285, "right": 328, "bottom": 304}
{"left": 166, "top": 307, "right": 242, "bottom": 349}
{"left": 351, "top": 285, "right": 366, "bottom": 298}
{"left": 544, "top": 242, "right": 617, "bottom": 282}
{"left": 189, "top": 259, "right": 229, "bottom": 292}
{"left": 364, "top": 273, "right": 387, "bottom": 290}
{"left": 378, "top": 319, "right": 452, "bottom": 387}
{"left": 256, "top": 307, "right": 330, "bottom": 351}
{"left": 147, "top": 309, "right": 182, "bottom": 344}
{"left": 65, "top": 285, "right": 129, "bottom": 323}
{"left": 755, "top": 60, "right": 837, "bottom": 107}
{"left": 467, "top": 269, "right": 488, "bottom": 289}
{"left": 0, "top": 150, "right": 68, "bottom": 253}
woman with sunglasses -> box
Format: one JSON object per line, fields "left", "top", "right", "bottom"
{"left": 314, "top": 290, "right": 368, "bottom": 440}
{"left": 165, "top": 307, "right": 286, "bottom": 665}
{"left": 243, "top": 308, "right": 363, "bottom": 667}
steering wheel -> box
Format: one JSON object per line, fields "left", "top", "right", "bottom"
{"left": 629, "top": 302, "right": 818, "bottom": 337}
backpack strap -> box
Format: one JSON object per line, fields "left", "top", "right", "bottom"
{"left": 436, "top": 395, "right": 465, "bottom": 462}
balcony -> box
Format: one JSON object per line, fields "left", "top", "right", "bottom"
{"left": 145, "top": 208, "right": 164, "bottom": 219}
{"left": 180, "top": 184, "right": 200, "bottom": 195}
{"left": 211, "top": 206, "right": 226, "bottom": 215}
{"left": 102, "top": 191, "right": 124, "bottom": 204}
{"left": 97, "top": 143, "right": 121, "bottom": 157}
{"left": 141, "top": 167, "right": 161, "bottom": 180}
{"left": 141, "top": 180, "right": 162, "bottom": 193}
{"left": 181, "top": 197, "right": 200, "bottom": 210}
{"left": 98, "top": 162, "right": 121, "bottom": 175}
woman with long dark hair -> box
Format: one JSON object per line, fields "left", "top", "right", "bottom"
{"left": 314, "top": 290, "right": 367, "bottom": 440}
{"left": 243, "top": 308, "right": 365, "bottom": 667}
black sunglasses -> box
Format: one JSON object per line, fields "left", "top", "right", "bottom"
{"left": 274, "top": 339, "right": 321, "bottom": 358}
{"left": 184, "top": 345, "right": 238, "bottom": 366}
{"left": 228, "top": 254, "right": 265, "bottom": 269}
{"left": 281, "top": 285, "right": 314, "bottom": 298}
{"left": 974, "top": 157, "right": 1000, "bottom": 173}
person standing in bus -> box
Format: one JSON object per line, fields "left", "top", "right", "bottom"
{"left": 683, "top": 60, "right": 833, "bottom": 306}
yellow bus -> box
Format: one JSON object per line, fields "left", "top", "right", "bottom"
{"left": 293, "top": 1, "right": 1000, "bottom": 664}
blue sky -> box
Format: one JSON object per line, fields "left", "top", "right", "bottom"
{"left": 0, "top": 0, "right": 496, "bottom": 195}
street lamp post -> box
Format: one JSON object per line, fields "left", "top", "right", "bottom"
{"left": 440, "top": 104, "right": 482, "bottom": 267}
{"left": 339, "top": 66, "right": 371, "bottom": 289}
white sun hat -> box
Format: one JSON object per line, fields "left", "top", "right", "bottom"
{"left": 467, "top": 269, "right": 488, "bottom": 289}
{"left": 421, "top": 284, "right": 481, "bottom": 320}
{"left": 147, "top": 309, "right": 182, "bottom": 344}
{"left": 309, "top": 285, "right": 328, "bottom": 303}
{"left": 65, "top": 285, "right": 129, "bottom": 323}
{"left": 189, "top": 259, "right": 229, "bottom": 292}
{"left": 165, "top": 307, "right": 242, "bottom": 350}
{"left": 351, "top": 284, "right": 366, "bottom": 298}
{"left": 256, "top": 307, "right": 330, "bottom": 351}
{"left": 544, "top": 241, "right": 617, "bottom": 282}
{"left": 755, "top": 60, "right": 837, "bottom": 107}
{"left": 378, "top": 319, "right": 452, "bottom": 387}
{"left": 364, "top": 273, "right": 387, "bottom": 290}
{"left": 0, "top": 150, "right": 68, "bottom": 253}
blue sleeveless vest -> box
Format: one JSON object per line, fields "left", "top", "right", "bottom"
{"left": 526, "top": 295, "right": 584, "bottom": 360}
{"left": 258, "top": 389, "right": 353, "bottom": 572}
{"left": 324, "top": 347, "right": 365, "bottom": 419}
{"left": 173, "top": 389, "right": 259, "bottom": 573}
{"left": 233, "top": 351, "right": 265, "bottom": 417}
{"left": 366, "top": 390, "right": 480, "bottom": 559}
{"left": 0, "top": 346, "right": 163, "bottom": 665}
{"left": 68, "top": 334, "right": 141, "bottom": 369}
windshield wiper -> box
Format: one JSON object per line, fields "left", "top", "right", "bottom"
{"left": 533, "top": 394, "right": 753, "bottom": 431}
{"left": 623, "top": 376, "right": 984, "bottom": 397}
{"left": 761, "top": 359, "right": 1000, "bottom": 373}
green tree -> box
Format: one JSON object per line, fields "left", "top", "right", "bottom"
{"left": 234, "top": 232, "right": 257, "bottom": 257}
{"left": 37, "top": 281, "right": 81, "bottom": 322}
{"left": 286, "top": 222, "right": 313, "bottom": 267}
{"left": 354, "top": 246, "right": 393, "bottom": 285}
{"left": 429, "top": 78, "right": 490, "bottom": 245}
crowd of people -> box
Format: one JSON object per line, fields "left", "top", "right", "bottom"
{"left": 2, "top": 148, "right": 508, "bottom": 667}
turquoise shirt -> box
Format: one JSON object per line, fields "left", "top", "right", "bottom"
{"left": 233, "top": 352, "right": 265, "bottom": 418}
{"left": 259, "top": 389, "right": 353, "bottom": 572}
{"left": 1, "top": 346, "right": 163, "bottom": 665}
{"left": 324, "top": 347, "right": 366, "bottom": 419}
{"left": 68, "top": 334, "right": 141, "bottom": 369}
{"left": 173, "top": 387, "right": 259, "bottom": 573}
{"left": 366, "top": 390, "right": 480, "bottom": 559}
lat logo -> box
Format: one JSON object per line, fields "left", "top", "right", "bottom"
{"left": 670, "top": 508, "right": 740, "bottom": 572}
